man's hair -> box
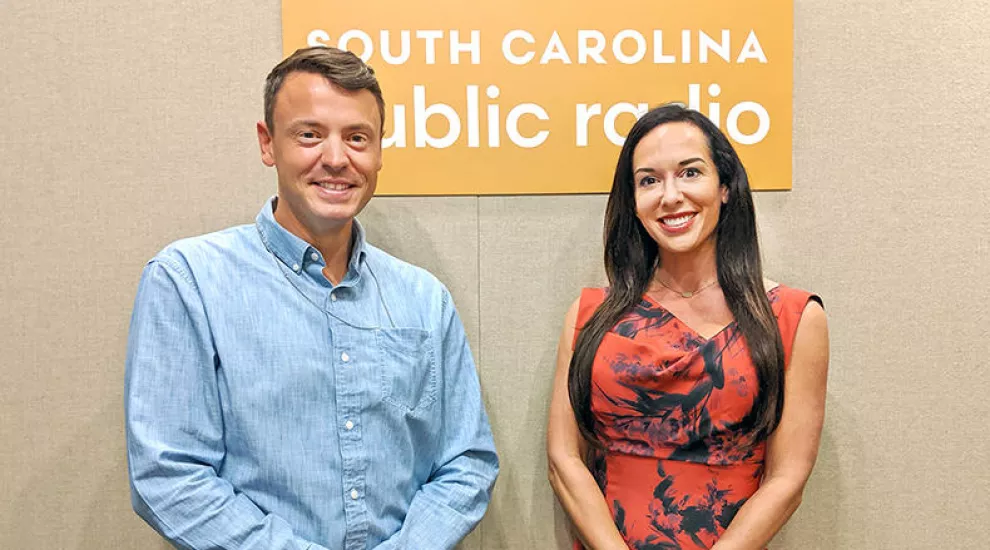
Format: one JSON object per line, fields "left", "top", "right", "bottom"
{"left": 263, "top": 46, "right": 385, "bottom": 134}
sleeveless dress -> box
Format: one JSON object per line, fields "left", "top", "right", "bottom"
{"left": 572, "top": 285, "right": 819, "bottom": 550}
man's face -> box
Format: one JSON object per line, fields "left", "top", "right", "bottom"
{"left": 257, "top": 71, "right": 383, "bottom": 240}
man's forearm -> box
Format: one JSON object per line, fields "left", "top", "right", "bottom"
{"left": 370, "top": 450, "right": 497, "bottom": 550}
{"left": 130, "top": 464, "right": 329, "bottom": 550}
{"left": 126, "top": 259, "right": 330, "bottom": 550}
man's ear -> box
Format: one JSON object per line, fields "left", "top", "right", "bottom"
{"left": 257, "top": 121, "right": 275, "bottom": 167}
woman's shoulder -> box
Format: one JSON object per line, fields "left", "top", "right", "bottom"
{"left": 765, "top": 279, "right": 823, "bottom": 312}
{"left": 572, "top": 287, "right": 608, "bottom": 326}
{"left": 578, "top": 286, "right": 609, "bottom": 303}
{"left": 764, "top": 280, "right": 827, "bottom": 367}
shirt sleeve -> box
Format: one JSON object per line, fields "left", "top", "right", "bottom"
{"left": 372, "top": 288, "right": 499, "bottom": 549}
{"left": 124, "top": 258, "right": 330, "bottom": 550}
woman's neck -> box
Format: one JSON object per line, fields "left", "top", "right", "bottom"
{"left": 654, "top": 242, "right": 718, "bottom": 291}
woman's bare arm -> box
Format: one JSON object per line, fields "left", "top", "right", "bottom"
{"left": 547, "top": 298, "right": 629, "bottom": 550}
{"left": 712, "top": 301, "right": 829, "bottom": 550}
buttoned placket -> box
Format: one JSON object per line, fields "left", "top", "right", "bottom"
{"left": 328, "top": 277, "right": 373, "bottom": 550}
{"left": 258, "top": 208, "right": 407, "bottom": 548}
{"left": 266, "top": 224, "right": 376, "bottom": 549}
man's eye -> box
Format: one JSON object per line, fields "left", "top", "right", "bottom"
{"left": 350, "top": 134, "right": 368, "bottom": 144}
{"left": 301, "top": 132, "right": 317, "bottom": 139}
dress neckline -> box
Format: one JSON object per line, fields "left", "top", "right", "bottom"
{"left": 639, "top": 284, "right": 782, "bottom": 342}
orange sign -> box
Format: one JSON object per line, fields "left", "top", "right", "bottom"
{"left": 282, "top": 1, "right": 792, "bottom": 194}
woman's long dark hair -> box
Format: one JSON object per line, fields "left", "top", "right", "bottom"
{"left": 568, "top": 104, "right": 785, "bottom": 445}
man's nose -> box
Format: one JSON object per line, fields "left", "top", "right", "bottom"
{"left": 321, "top": 138, "right": 349, "bottom": 170}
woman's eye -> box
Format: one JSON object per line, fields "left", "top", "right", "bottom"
{"left": 639, "top": 176, "right": 657, "bottom": 187}
{"left": 683, "top": 167, "right": 701, "bottom": 178}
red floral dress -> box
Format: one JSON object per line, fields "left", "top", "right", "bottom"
{"left": 572, "top": 285, "right": 819, "bottom": 549}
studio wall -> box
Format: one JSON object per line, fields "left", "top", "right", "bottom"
{"left": 1, "top": 1, "right": 987, "bottom": 548}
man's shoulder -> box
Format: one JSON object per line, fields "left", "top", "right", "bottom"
{"left": 151, "top": 223, "right": 259, "bottom": 273}
{"left": 364, "top": 243, "right": 444, "bottom": 288}
{"left": 364, "top": 243, "right": 447, "bottom": 296}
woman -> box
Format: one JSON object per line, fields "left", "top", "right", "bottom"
{"left": 547, "top": 104, "right": 829, "bottom": 550}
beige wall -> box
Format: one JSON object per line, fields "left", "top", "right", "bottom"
{"left": 2, "top": 1, "right": 988, "bottom": 548}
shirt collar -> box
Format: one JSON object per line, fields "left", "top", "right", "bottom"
{"left": 255, "top": 196, "right": 367, "bottom": 275}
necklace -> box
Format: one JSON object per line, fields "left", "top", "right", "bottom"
{"left": 655, "top": 277, "right": 719, "bottom": 299}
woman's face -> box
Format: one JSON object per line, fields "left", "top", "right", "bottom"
{"left": 632, "top": 121, "right": 728, "bottom": 258}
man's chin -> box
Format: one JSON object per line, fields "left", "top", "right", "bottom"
{"left": 313, "top": 212, "right": 356, "bottom": 230}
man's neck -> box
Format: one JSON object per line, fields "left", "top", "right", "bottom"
{"left": 273, "top": 201, "right": 355, "bottom": 286}
{"left": 315, "top": 225, "right": 353, "bottom": 286}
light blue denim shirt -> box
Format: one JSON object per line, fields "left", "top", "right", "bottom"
{"left": 125, "top": 198, "right": 498, "bottom": 550}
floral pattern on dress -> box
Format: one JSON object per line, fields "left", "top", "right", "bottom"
{"left": 573, "top": 285, "right": 812, "bottom": 550}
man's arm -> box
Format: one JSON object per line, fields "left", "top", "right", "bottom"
{"left": 125, "top": 258, "right": 329, "bottom": 550}
{"left": 373, "top": 288, "right": 499, "bottom": 550}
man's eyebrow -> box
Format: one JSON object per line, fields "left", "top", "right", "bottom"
{"left": 343, "top": 122, "right": 376, "bottom": 133}
{"left": 284, "top": 119, "right": 322, "bottom": 130}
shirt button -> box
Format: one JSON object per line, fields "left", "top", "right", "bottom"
{"left": 345, "top": 420, "right": 354, "bottom": 431}
{"left": 341, "top": 352, "right": 350, "bottom": 362}
{"left": 310, "top": 252, "right": 319, "bottom": 261}
{"left": 291, "top": 263, "right": 300, "bottom": 272}
{"left": 350, "top": 489, "right": 359, "bottom": 500}
{"left": 330, "top": 293, "right": 337, "bottom": 302}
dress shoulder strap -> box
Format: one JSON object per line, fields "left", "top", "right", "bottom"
{"left": 572, "top": 287, "right": 608, "bottom": 350}
{"left": 770, "top": 285, "right": 824, "bottom": 369}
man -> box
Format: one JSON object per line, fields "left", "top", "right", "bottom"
{"left": 125, "top": 47, "right": 499, "bottom": 550}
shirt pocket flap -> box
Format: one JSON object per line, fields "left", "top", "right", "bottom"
{"left": 376, "top": 327, "right": 437, "bottom": 414}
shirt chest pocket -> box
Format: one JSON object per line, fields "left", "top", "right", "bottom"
{"left": 376, "top": 327, "right": 437, "bottom": 414}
